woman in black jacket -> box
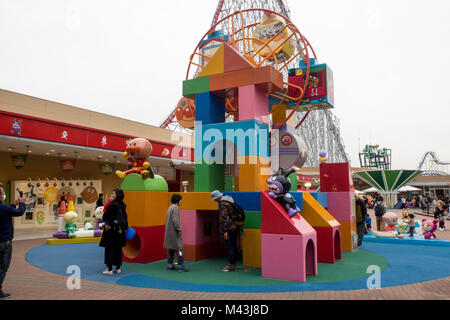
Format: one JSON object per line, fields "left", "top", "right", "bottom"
{"left": 99, "top": 188, "right": 128, "bottom": 275}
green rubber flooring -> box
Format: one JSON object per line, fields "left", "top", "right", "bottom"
{"left": 123, "top": 250, "right": 388, "bottom": 286}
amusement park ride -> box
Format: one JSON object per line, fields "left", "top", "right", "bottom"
{"left": 160, "top": 0, "right": 350, "bottom": 166}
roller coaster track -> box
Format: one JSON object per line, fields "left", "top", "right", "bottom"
{"left": 417, "top": 151, "right": 450, "bottom": 175}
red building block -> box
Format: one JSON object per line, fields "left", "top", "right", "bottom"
{"left": 320, "top": 162, "right": 355, "bottom": 193}
{"left": 261, "top": 191, "right": 316, "bottom": 236}
{"left": 122, "top": 225, "right": 167, "bottom": 264}
{"left": 314, "top": 226, "right": 342, "bottom": 263}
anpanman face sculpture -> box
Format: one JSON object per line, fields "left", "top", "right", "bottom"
{"left": 175, "top": 97, "right": 195, "bottom": 129}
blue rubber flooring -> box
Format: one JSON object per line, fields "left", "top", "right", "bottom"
{"left": 26, "top": 241, "right": 450, "bottom": 293}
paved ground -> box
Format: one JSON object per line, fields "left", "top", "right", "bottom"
{"left": 2, "top": 209, "right": 449, "bottom": 300}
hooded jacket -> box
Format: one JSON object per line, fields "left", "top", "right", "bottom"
{"left": 219, "top": 196, "right": 237, "bottom": 232}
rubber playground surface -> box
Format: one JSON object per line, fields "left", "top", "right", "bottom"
{"left": 25, "top": 237, "right": 450, "bottom": 293}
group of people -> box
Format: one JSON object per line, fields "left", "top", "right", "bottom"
{"left": 162, "top": 190, "right": 243, "bottom": 273}
{"left": 97, "top": 188, "right": 244, "bottom": 275}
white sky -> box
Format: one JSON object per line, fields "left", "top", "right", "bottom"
{"left": 0, "top": 0, "right": 449, "bottom": 170}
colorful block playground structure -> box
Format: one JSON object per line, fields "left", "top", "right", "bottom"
{"left": 119, "top": 40, "right": 359, "bottom": 282}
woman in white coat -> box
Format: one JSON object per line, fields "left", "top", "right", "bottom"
{"left": 163, "top": 194, "right": 189, "bottom": 272}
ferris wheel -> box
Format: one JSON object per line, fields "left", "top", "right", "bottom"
{"left": 186, "top": 8, "right": 325, "bottom": 129}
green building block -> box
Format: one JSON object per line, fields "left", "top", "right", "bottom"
{"left": 289, "top": 171, "right": 297, "bottom": 192}
{"left": 194, "top": 162, "right": 225, "bottom": 192}
{"left": 224, "top": 176, "right": 234, "bottom": 192}
{"left": 120, "top": 173, "right": 168, "bottom": 191}
{"left": 244, "top": 211, "right": 261, "bottom": 229}
{"left": 183, "top": 76, "right": 210, "bottom": 97}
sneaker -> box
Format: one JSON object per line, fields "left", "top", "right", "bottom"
{"left": 113, "top": 268, "right": 121, "bottom": 274}
{"left": 167, "top": 264, "right": 176, "bottom": 271}
{"left": 221, "top": 264, "right": 237, "bottom": 272}
{"left": 0, "top": 291, "right": 11, "bottom": 299}
{"left": 177, "top": 265, "right": 189, "bottom": 272}
{"left": 102, "top": 269, "right": 113, "bottom": 275}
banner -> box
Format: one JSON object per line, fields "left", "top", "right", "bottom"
{"left": 99, "top": 163, "right": 115, "bottom": 175}
{"left": 60, "top": 159, "right": 76, "bottom": 172}
{"left": 11, "top": 154, "right": 27, "bottom": 169}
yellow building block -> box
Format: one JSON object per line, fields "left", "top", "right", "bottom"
{"left": 238, "top": 156, "right": 272, "bottom": 192}
{"left": 272, "top": 103, "right": 287, "bottom": 124}
{"left": 242, "top": 228, "right": 261, "bottom": 268}
{"left": 169, "top": 192, "right": 218, "bottom": 211}
{"left": 302, "top": 192, "right": 340, "bottom": 228}
{"left": 124, "top": 191, "right": 169, "bottom": 228}
{"left": 46, "top": 237, "right": 101, "bottom": 245}
{"left": 198, "top": 44, "right": 224, "bottom": 77}
{"left": 340, "top": 220, "right": 357, "bottom": 252}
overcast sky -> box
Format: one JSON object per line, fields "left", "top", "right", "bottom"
{"left": 0, "top": 0, "right": 449, "bottom": 170}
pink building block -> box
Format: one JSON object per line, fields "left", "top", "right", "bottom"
{"left": 180, "top": 210, "right": 219, "bottom": 246}
{"left": 261, "top": 191, "right": 316, "bottom": 235}
{"left": 261, "top": 232, "right": 318, "bottom": 282}
{"left": 326, "top": 192, "right": 357, "bottom": 222}
{"left": 238, "top": 85, "right": 269, "bottom": 124}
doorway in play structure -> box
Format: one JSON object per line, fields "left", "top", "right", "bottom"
{"left": 182, "top": 210, "right": 231, "bottom": 261}
{"left": 305, "top": 239, "right": 316, "bottom": 275}
{"left": 123, "top": 233, "right": 142, "bottom": 259}
{"left": 334, "top": 230, "right": 342, "bottom": 260}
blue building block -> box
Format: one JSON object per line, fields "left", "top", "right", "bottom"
{"left": 310, "top": 192, "right": 328, "bottom": 208}
{"left": 290, "top": 192, "right": 303, "bottom": 210}
{"left": 195, "top": 120, "right": 269, "bottom": 161}
{"left": 223, "top": 192, "right": 261, "bottom": 211}
{"left": 194, "top": 92, "right": 225, "bottom": 126}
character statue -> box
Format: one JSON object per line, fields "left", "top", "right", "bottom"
{"left": 373, "top": 212, "right": 403, "bottom": 238}
{"left": 422, "top": 219, "right": 438, "bottom": 239}
{"left": 267, "top": 168, "right": 301, "bottom": 218}
{"left": 383, "top": 212, "right": 398, "bottom": 232}
{"left": 319, "top": 150, "right": 328, "bottom": 163}
{"left": 93, "top": 206, "right": 105, "bottom": 230}
{"left": 115, "top": 138, "right": 155, "bottom": 180}
{"left": 64, "top": 201, "right": 78, "bottom": 238}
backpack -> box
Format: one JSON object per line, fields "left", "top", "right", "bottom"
{"left": 374, "top": 202, "right": 386, "bottom": 217}
{"left": 230, "top": 202, "right": 246, "bottom": 226}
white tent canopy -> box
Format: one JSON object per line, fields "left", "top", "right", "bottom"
{"left": 398, "top": 185, "right": 421, "bottom": 192}
{"left": 363, "top": 187, "right": 379, "bottom": 193}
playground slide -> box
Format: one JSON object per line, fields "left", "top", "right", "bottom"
{"left": 394, "top": 201, "right": 402, "bottom": 209}
{"left": 261, "top": 190, "right": 315, "bottom": 236}
{"left": 301, "top": 192, "right": 340, "bottom": 228}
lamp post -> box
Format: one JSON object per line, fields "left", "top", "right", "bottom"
{"left": 305, "top": 182, "right": 312, "bottom": 192}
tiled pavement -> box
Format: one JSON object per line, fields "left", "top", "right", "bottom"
{"left": 2, "top": 209, "right": 450, "bottom": 300}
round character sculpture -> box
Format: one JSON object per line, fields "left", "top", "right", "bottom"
{"left": 64, "top": 201, "right": 78, "bottom": 238}
{"left": 373, "top": 212, "right": 403, "bottom": 238}
{"left": 383, "top": 212, "right": 398, "bottom": 232}
{"left": 267, "top": 168, "right": 301, "bottom": 218}
{"left": 115, "top": 138, "right": 155, "bottom": 180}
{"left": 93, "top": 206, "right": 105, "bottom": 229}
{"left": 422, "top": 219, "right": 438, "bottom": 239}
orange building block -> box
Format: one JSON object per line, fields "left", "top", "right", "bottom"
{"left": 183, "top": 242, "right": 224, "bottom": 261}
{"left": 242, "top": 228, "right": 261, "bottom": 268}
{"left": 124, "top": 191, "right": 169, "bottom": 228}
{"left": 223, "top": 43, "right": 256, "bottom": 73}
{"left": 209, "top": 65, "right": 283, "bottom": 94}
{"left": 301, "top": 192, "right": 340, "bottom": 228}
{"left": 340, "top": 220, "right": 357, "bottom": 252}
{"left": 198, "top": 44, "right": 225, "bottom": 77}
{"left": 168, "top": 192, "right": 218, "bottom": 211}
{"left": 271, "top": 103, "right": 287, "bottom": 125}
{"left": 238, "top": 156, "right": 272, "bottom": 192}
